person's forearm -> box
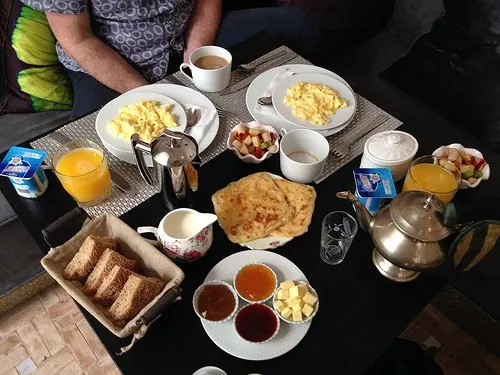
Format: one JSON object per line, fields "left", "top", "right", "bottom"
{"left": 64, "top": 36, "right": 148, "bottom": 93}
{"left": 184, "top": 0, "right": 222, "bottom": 60}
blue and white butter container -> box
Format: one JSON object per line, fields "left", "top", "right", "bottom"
{"left": 0, "top": 147, "right": 49, "bottom": 198}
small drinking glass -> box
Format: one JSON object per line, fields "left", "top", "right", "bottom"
{"left": 52, "top": 139, "right": 111, "bottom": 207}
{"left": 320, "top": 211, "right": 358, "bottom": 265}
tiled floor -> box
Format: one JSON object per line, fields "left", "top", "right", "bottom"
{"left": 1, "top": 287, "right": 499, "bottom": 375}
{"left": 0, "top": 285, "right": 120, "bottom": 375}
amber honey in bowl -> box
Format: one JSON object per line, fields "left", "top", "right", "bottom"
{"left": 195, "top": 282, "right": 237, "bottom": 322}
{"left": 234, "top": 263, "right": 277, "bottom": 303}
{"left": 234, "top": 304, "right": 279, "bottom": 343}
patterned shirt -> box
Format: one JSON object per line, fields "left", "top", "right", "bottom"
{"left": 21, "top": 0, "right": 193, "bottom": 82}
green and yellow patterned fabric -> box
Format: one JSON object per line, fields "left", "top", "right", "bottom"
{"left": 1, "top": 0, "right": 72, "bottom": 113}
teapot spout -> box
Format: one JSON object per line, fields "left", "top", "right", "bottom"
{"left": 336, "top": 191, "right": 374, "bottom": 233}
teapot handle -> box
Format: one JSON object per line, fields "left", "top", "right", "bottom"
{"left": 131, "top": 133, "right": 154, "bottom": 185}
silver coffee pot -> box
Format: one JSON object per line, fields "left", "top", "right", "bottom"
{"left": 131, "top": 130, "right": 200, "bottom": 208}
{"left": 337, "top": 190, "right": 453, "bottom": 282}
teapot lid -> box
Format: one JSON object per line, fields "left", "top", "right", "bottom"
{"left": 389, "top": 191, "right": 452, "bottom": 242}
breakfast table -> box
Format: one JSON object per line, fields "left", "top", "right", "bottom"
{"left": 2, "top": 32, "right": 500, "bottom": 375}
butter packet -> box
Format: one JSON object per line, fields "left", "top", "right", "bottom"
{"left": 0, "top": 146, "right": 48, "bottom": 198}
{"left": 353, "top": 168, "right": 396, "bottom": 214}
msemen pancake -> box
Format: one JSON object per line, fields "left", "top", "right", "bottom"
{"left": 212, "top": 173, "right": 294, "bottom": 243}
{"left": 270, "top": 179, "right": 316, "bottom": 238}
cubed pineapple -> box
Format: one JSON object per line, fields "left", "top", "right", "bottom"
{"left": 292, "top": 310, "right": 303, "bottom": 322}
{"left": 251, "top": 136, "right": 260, "bottom": 147}
{"left": 302, "top": 303, "right": 314, "bottom": 317}
{"left": 302, "top": 292, "right": 318, "bottom": 306}
{"left": 280, "top": 280, "right": 295, "bottom": 290}
{"left": 277, "top": 288, "right": 289, "bottom": 300}
{"left": 248, "top": 128, "right": 260, "bottom": 136}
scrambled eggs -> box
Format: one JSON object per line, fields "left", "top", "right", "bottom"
{"left": 108, "top": 99, "right": 177, "bottom": 142}
{"left": 284, "top": 82, "right": 348, "bottom": 126}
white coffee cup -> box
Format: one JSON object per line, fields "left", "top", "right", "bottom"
{"left": 279, "top": 129, "right": 330, "bottom": 183}
{"left": 180, "top": 46, "right": 232, "bottom": 92}
{"left": 192, "top": 366, "right": 227, "bottom": 375}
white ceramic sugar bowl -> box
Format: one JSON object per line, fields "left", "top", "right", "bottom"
{"left": 360, "top": 130, "right": 419, "bottom": 182}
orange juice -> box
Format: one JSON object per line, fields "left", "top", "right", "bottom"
{"left": 55, "top": 147, "right": 111, "bottom": 204}
{"left": 402, "top": 163, "right": 458, "bottom": 203}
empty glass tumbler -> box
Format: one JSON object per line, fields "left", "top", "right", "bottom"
{"left": 320, "top": 211, "right": 358, "bottom": 265}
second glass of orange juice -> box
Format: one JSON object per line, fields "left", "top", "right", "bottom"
{"left": 52, "top": 140, "right": 111, "bottom": 206}
{"left": 402, "top": 155, "right": 460, "bottom": 203}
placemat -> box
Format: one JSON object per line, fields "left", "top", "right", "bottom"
{"left": 31, "top": 46, "right": 401, "bottom": 218}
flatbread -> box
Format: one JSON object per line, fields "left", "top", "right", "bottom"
{"left": 212, "top": 173, "right": 294, "bottom": 243}
{"left": 271, "top": 179, "right": 316, "bottom": 238}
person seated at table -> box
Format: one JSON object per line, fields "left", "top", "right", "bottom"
{"left": 19, "top": 0, "right": 320, "bottom": 118}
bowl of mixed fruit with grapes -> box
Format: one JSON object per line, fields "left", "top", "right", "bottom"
{"left": 227, "top": 121, "right": 279, "bottom": 164}
{"left": 433, "top": 144, "right": 490, "bottom": 189}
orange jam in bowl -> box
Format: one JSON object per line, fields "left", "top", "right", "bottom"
{"left": 234, "top": 263, "right": 277, "bottom": 303}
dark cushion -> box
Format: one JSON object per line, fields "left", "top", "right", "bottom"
{"left": 382, "top": 0, "right": 500, "bottom": 152}
{"left": 387, "top": 0, "right": 444, "bottom": 46}
{"left": 1, "top": 0, "right": 72, "bottom": 114}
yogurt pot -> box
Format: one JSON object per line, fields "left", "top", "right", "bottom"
{"left": 360, "top": 131, "right": 418, "bottom": 182}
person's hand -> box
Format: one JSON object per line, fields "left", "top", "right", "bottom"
{"left": 183, "top": 48, "right": 192, "bottom": 63}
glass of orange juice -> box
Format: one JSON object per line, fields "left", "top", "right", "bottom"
{"left": 52, "top": 140, "right": 111, "bottom": 206}
{"left": 402, "top": 155, "right": 461, "bottom": 203}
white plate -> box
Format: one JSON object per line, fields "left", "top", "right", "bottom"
{"left": 201, "top": 250, "right": 311, "bottom": 361}
{"left": 246, "top": 64, "right": 356, "bottom": 136}
{"left": 96, "top": 92, "right": 187, "bottom": 154}
{"left": 127, "top": 84, "right": 220, "bottom": 154}
{"left": 272, "top": 73, "right": 356, "bottom": 131}
{"left": 239, "top": 173, "right": 293, "bottom": 250}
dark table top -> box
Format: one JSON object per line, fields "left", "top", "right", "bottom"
{"left": 2, "top": 32, "right": 500, "bottom": 375}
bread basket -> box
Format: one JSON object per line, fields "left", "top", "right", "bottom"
{"left": 41, "top": 212, "right": 184, "bottom": 350}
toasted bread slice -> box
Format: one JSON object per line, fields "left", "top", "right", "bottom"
{"left": 93, "top": 266, "right": 134, "bottom": 306}
{"left": 108, "top": 274, "right": 165, "bottom": 326}
{"left": 83, "top": 249, "right": 136, "bottom": 296}
{"left": 63, "top": 236, "right": 117, "bottom": 281}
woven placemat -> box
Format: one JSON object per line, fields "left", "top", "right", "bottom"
{"left": 31, "top": 46, "right": 401, "bottom": 217}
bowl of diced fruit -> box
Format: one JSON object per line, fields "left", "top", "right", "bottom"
{"left": 227, "top": 121, "right": 279, "bottom": 164}
{"left": 433, "top": 144, "right": 490, "bottom": 189}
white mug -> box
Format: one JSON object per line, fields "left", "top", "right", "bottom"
{"left": 180, "top": 46, "right": 232, "bottom": 92}
{"left": 279, "top": 129, "right": 330, "bottom": 183}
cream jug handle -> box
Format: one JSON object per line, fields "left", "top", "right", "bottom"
{"left": 137, "top": 226, "right": 159, "bottom": 246}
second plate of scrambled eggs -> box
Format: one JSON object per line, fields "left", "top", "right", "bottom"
{"left": 95, "top": 92, "right": 187, "bottom": 154}
{"left": 272, "top": 73, "right": 356, "bottom": 130}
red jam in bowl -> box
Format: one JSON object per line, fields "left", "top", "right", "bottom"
{"left": 235, "top": 304, "right": 278, "bottom": 342}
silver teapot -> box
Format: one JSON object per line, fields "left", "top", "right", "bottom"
{"left": 131, "top": 130, "right": 200, "bottom": 209}
{"left": 337, "top": 190, "right": 452, "bottom": 282}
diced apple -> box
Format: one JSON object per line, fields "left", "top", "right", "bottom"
{"left": 262, "top": 131, "right": 272, "bottom": 143}
{"left": 239, "top": 144, "right": 249, "bottom": 155}
{"left": 232, "top": 139, "right": 242, "bottom": 150}
{"left": 460, "top": 164, "right": 474, "bottom": 174}
{"left": 248, "top": 128, "right": 260, "bottom": 136}
{"left": 247, "top": 144, "right": 255, "bottom": 154}
{"left": 268, "top": 145, "right": 277, "bottom": 153}
{"left": 242, "top": 135, "right": 253, "bottom": 145}
{"left": 251, "top": 136, "right": 260, "bottom": 147}
{"left": 460, "top": 152, "right": 472, "bottom": 163}
{"left": 235, "top": 125, "right": 247, "bottom": 135}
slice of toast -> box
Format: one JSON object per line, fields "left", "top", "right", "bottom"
{"left": 63, "top": 236, "right": 117, "bottom": 281}
{"left": 83, "top": 249, "right": 136, "bottom": 296}
{"left": 108, "top": 274, "right": 165, "bottom": 326}
{"left": 93, "top": 265, "right": 134, "bottom": 306}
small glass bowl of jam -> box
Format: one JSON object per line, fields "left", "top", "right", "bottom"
{"left": 234, "top": 303, "right": 280, "bottom": 344}
{"left": 233, "top": 263, "right": 277, "bottom": 304}
{"left": 193, "top": 280, "right": 239, "bottom": 323}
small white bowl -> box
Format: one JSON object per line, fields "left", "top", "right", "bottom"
{"left": 233, "top": 263, "right": 278, "bottom": 304}
{"left": 272, "top": 282, "right": 319, "bottom": 325}
{"left": 233, "top": 304, "right": 280, "bottom": 344}
{"left": 192, "top": 280, "right": 239, "bottom": 323}
{"left": 226, "top": 121, "right": 279, "bottom": 164}
{"left": 432, "top": 143, "right": 490, "bottom": 189}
